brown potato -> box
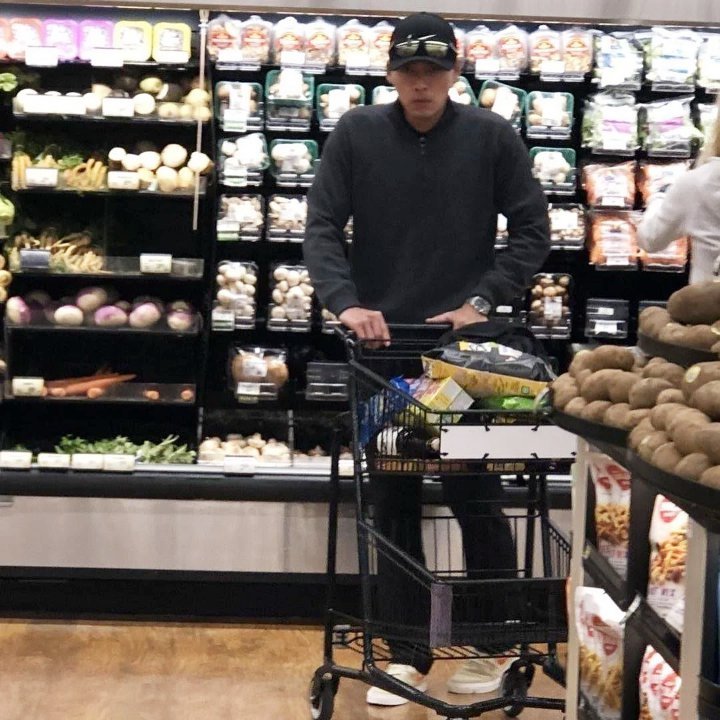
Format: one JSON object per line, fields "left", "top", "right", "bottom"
{"left": 603, "top": 403, "right": 631, "bottom": 429}
{"left": 591, "top": 345, "right": 635, "bottom": 371}
{"left": 638, "top": 306, "right": 672, "bottom": 338}
{"left": 667, "top": 281, "right": 720, "bottom": 325}
{"left": 575, "top": 369, "right": 592, "bottom": 386}
{"left": 643, "top": 362, "right": 684, "bottom": 386}
{"left": 650, "top": 402, "right": 689, "bottom": 432}
{"left": 695, "top": 424, "right": 720, "bottom": 464}
{"left": 569, "top": 350, "right": 596, "bottom": 378}
{"left": 667, "top": 408, "right": 711, "bottom": 440}
{"left": 700, "top": 466, "right": 720, "bottom": 489}
{"left": 675, "top": 453, "right": 712, "bottom": 481}
{"left": 580, "top": 400, "right": 613, "bottom": 422}
{"left": 650, "top": 442, "right": 683, "bottom": 472}
{"left": 712, "top": 341, "right": 720, "bottom": 354}
{"left": 627, "top": 409, "right": 651, "bottom": 428}
{"left": 673, "top": 423, "right": 706, "bottom": 455}
{"left": 638, "top": 431, "right": 670, "bottom": 461}
{"left": 682, "top": 362, "right": 720, "bottom": 399}
{"left": 659, "top": 323, "right": 688, "bottom": 345}
{"left": 608, "top": 372, "right": 640, "bottom": 403}
{"left": 564, "top": 396, "right": 587, "bottom": 416}
{"left": 553, "top": 382, "right": 579, "bottom": 410}
{"left": 580, "top": 369, "right": 621, "bottom": 402}
{"left": 629, "top": 417, "right": 655, "bottom": 450}
{"left": 628, "top": 378, "right": 675, "bottom": 409}
{"left": 656, "top": 388, "right": 685, "bottom": 405}
{"left": 678, "top": 324, "right": 718, "bottom": 351}
{"left": 691, "top": 379, "right": 720, "bottom": 420}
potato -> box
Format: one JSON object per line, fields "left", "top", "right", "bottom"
{"left": 650, "top": 442, "right": 683, "bottom": 472}
{"left": 693, "top": 423, "right": 720, "bottom": 464}
{"left": 643, "top": 362, "right": 684, "bottom": 386}
{"left": 667, "top": 408, "right": 711, "bottom": 440}
{"left": 627, "top": 409, "right": 651, "bottom": 428}
{"left": 629, "top": 417, "right": 655, "bottom": 450}
{"left": 681, "top": 362, "right": 720, "bottom": 399}
{"left": 628, "top": 378, "right": 675, "bottom": 409}
{"left": 591, "top": 345, "right": 635, "bottom": 371}
{"left": 675, "top": 453, "right": 712, "bottom": 481}
{"left": 569, "top": 350, "right": 596, "bottom": 378}
{"left": 603, "top": 403, "right": 631, "bottom": 429}
{"left": 678, "top": 324, "right": 718, "bottom": 351}
{"left": 639, "top": 306, "right": 672, "bottom": 338}
{"left": 638, "top": 431, "right": 670, "bottom": 461}
{"left": 667, "top": 280, "right": 720, "bottom": 325}
{"left": 650, "top": 402, "right": 688, "bottom": 431}
{"left": 659, "top": 323, "right": 688, "bottom": 345}
{"left": 608, "top": 372, "right": 640, "bottom": 403}
{"left": 691, "top": 379, "right": 720, "bottom": 420}
{"left": 564, "top": 396, "right": 587, "bottom": 416}
{"left": 580, "top": 400, "right": 613, "bottom": 422}
{"left": 656, "top": 388, "right": 685, "bottom": 405}
{"left": 576, "top": 369, "right": 593, "bottom": 387}
{"left": 700, "top": 466, "right": 720, "bottom": 489}
{"left": 580, "top": 369, "right": 622, "bottom": 402}
{"left": 553, "top": 384, "right": 579, "bottom": 410}
{"left": 673, "top": 423, "right": 706, "bottom": 455}
{"left": 712, "top": 341, "right": 720, "bottom": 354}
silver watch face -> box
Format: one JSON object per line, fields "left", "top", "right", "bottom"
{"left": 469, "top": 296, "right": 491, "bottom": 315}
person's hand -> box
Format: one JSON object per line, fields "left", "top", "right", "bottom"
{"left": 338, "top": 307, "right": 390, "bottom": 346}
{"left": 426, "top": 303, "right": 488, "bottom": 330}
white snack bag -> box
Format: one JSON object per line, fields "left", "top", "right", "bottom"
{"left": 594, "top": 592, "right": 624, "bottom": 720}
{"left": 647, "top": 495, "right": 688, "bottom": 633}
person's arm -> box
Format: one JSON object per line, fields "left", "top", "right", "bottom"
{"left": 637, "top": 174, "right": 691, "bottom": 254}
{"left": 475, "top": 123, "right": 551, "bottom": 306}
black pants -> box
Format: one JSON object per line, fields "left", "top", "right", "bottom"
{"left": 369, "top": 472, "right": 517, "bottom": 675}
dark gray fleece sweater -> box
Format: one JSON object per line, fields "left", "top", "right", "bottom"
{"left": 304, "top": 99, "right": 550, "bottom": 323}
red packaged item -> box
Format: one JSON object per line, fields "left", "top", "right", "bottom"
{"left": 583, "top": 161, "right": 636, "bottom": 208}
{"left": 638, "top": 161, "right": 690, "bottom": 205}
{"left": 588, "top": 212, "right": 639, "bottom": 268}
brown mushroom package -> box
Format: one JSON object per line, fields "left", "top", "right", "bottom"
{"left": 228, "top": 346, "right": 289, "bottom": 399}
{"left": 647, "top": 495, "right": 688, "bottom": 634}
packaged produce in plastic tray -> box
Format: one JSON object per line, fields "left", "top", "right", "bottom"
{"left": 527, "top": 273, "right": 572, "bottom": 338}
{"left": 268, "top": 264, "right": 314, "bottom": 331}
{"left": 265, "top": 69, "right": 314, "bottom": 130}
{"left": 525, "top": 91, "right": 573, "bottom": 138}
{"left": 212, "top": 261, "right": 258, "bottom": 331}
{"left": 215, "top": 81, "right": 263, "bottom": 132}
{"left": 582, "top": 161, "right": 636, "bottom": 209}
{"left": 372, "top": 85, "right": 397, "bottom": 105}
{"left": 306, "top": 361, "right": 350, "bottom": 400}
{"left": 448, "top": 77, "right": 476, "bottom": 106}
{"left": 208, "top": 14, "right": 272, "bottom": 66}
{"left": 585, "top": 298, "right": 630, "bottom": 339}
{"left": 217, "top": 195, "right": 264, "bottom": 242}
{"left": 640, "top": 237, "right": 688, "bottom": 272}
{"left": 367, "top": 20, "right": 394, "bottom": 70}
{"left": 642, "top": 97, "right": 697, "bottom": 158}
{"left": 218, "top": 134, "right": 269, "bottom": 187}
{"left": 494, "top": 24, "right": 529, "bottom": 76}
{"left": 464, "top": 25, "right": 495, "bottom": 74}
{"left": 266, "top": 194, "right": 307, "bottom": 241}
{"left": 593, "top": 33, "right": 643, "bottom": 90}
{"left": 698, "top": 102, "right": 719, "bottom": 149}
{"left": 269, "top": 139, "right": 318, "bottom": 187}
{"left": 645, "top": 27, "right": 700, "bottom": 90}
{"left": 529, "top": 147, "right": 576, "bottom": 195}
{"left": 336, "top": 19, "right": 370, "bottom": 69}
{"left": 582, "top": 92, "right": 639, "bottom": 155}
{"left": 637, "top": 161, "right": 690, "bottom": 205}
{"left": 42, "top": 18, "right": 79, "bottom": 61}
{"left": 228, "top": 346, "right": 289, "bottom": 402}
{"left": 478, "top": 80, "right": 526, "bottom": 130}
{"left": 528, "top": 25, "right": 562, "bottom": 75}
{"left": 272, "top": 16, "right": 306, "bottom": 64}
{"left": 698, "top": 33, "right": 720, "bottom": 91}
{"left": 114, "top": 20, "right": 152, "bottom": 63}
{"left": 304, "top": 17, "right": 336, "bottom": 68}
{"left": 317, "top": 83, "right": 364, "bottom": 130}
{"left": 588, "top": 211, "right": 640, "bottom": 269}
{"left": 152, "top": 22, "right": 192, "bottom": 65}
{"left": 563, "top": 27, "right": 594, "bottom": 76}
{"left": 548, "top": 204, "right": 586, "bottom": 248}
{"left": 199, "top": 431, "right": 292, "bottom": 466}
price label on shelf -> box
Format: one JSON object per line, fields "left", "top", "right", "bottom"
{"left": 596, "top": 306, "right": 616, "bottom": 316}
{"left": 103, "top": 454, "right": 136, "bottom": 473}
{"left": 25, "top": 46, "right": 59, "bottom": 67}
{"left": 222, "top": 109, "right": 248, "bottom": 133}
{"left": 223, "top": 455, "right": 256, "bottom": 475}
{"left": 37, "top": 453, "right": 71, "bottom": 470}
{"left": 280, "top": 50, "right": 306, "bottom": 67}
{"left": 90, "top": 47, "right": 124, "bottom": 68}
{"left": 11, "top": 377, "right": 45, "bottom": 397}
{"left": 107, "top": 171, "right": 140, "bottom": 191}
{"left": 236, "top": 382, "right": 261, "bottom": 396}
{"left": 154, "top": 50, "right": 190, "bottom": 65}
{"left": 19, "top": 248, "right": 51, "bottom": 270}
{"left": 25, "top": 167, "right": 59, "bottom": 188}
{"left": 71, "top": 453, "right": 105, "bottom": 471}
{"left": 345, "top": 52, "right": 370, "bottom": 74}
{"left": 600, "top": 196, "right": 625, "bottom": 208}
{"left": 0, "top": 451, "right": 33, "bottom": 470}
{"left": 217, "top": 219, "right": 241, "bottom": 234}
{"left": 102, "top": 97, "right": 135, "bottom": 118}
{"left": 211, "top": 307, "right": 235, "bottom": 332}
{"left": 540, "top": 59, "right": 566, "bottom": 78}
{"left": 474, "top": 58, "right": 500, "bottom": 77}
{"left": 604, "top": 255, "right": 631, "bottom": 266}
{"left": 595, "top": 320, "right": 619, "bottom": 335}
{"left": 140, "top": 253, "right": 173, "bottom": 274}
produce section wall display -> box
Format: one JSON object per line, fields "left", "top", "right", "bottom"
{"left": 0, "top": 4, "right": 719, "bottom": 475}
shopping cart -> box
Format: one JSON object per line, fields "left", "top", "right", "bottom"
{"left": 310, "top": 326, "right": 573, "bottom": 719}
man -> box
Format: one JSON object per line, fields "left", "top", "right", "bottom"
{"left": 304, "top": 12, "right": 550, "bottom": 707}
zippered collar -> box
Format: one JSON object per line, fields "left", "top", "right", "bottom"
{"left": 388, "top": 98, "right": 457, "bottom": 138}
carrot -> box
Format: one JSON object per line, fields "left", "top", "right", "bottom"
{"left": 61, "top": 374, "right": 136, "bottom": 397}
{"left": 46, "top": 372, "right": 124, "bottom": 389}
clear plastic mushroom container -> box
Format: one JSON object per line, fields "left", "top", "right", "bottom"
{"left": 228, "top": 346, "right": 289, "bottom": 402}
{"left": 269, "top": 139, "right": 318, "bottom": 188}
{"left": 215, "top": 81, "right": 263, "bottom": 132}
{"left": 527, "top": 273, "right": 572, "bottom": 338}
{"left": 217, "top": 194, "right": 264, "bottom": 242}
{"left": 266, "top": 194, "right": 307, "bottom": 242}
{"left": 265, "top": 68, "right": 314, "bottom": 131}
{"left": 268, "top": 263, "right": 314, "bottom": 332}
{"left": 218, "top": 133, "right": 269, "bottom": 187}
{"left": 212, "top": 261, "right": 258, "bottom": 331}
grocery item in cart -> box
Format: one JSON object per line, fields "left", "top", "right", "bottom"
{"left": 647, "top": 495, "right": 688, "bottom": 633}
{"left": 583, "top": 161, "right": 636, "bottom": 208}
{"left": 588, "top": 453, "right": 631, "bottom": 579}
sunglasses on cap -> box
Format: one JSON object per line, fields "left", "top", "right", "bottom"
{"left": 392, "top": 37, "right": 456, "bottom": 59}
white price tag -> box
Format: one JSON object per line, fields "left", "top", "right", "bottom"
{"left": 345, "top": 52, "right": 370, "bottom": 72}
{"left": 602, "top": 138, "right": 630, "bottom": 152}
{"left": 597, "top": 307, "right": 615, "bottom": 316}
{"left": 223, "top": 109, "right": 248, "bottom": 133}
{"left": 103, "top": 454, "right": 136, "bottom": 472}
{"left": 107, "top": 171, "right": 140, "bottom": 191}
{"left": 595, "top": 320, "right": 619, "bottom": 335}
{"left": 90, "top": 47, "right": 124, "bottom": 68}
{"left": 22, "top": 94, "right": 86, "bottom": 116}
{"left": 223, "top": 455, "right": 256, "bottom": 475}
{"left": 212, "top": 307, "right": 236, "bottom": 331}
{"left": 71, "top": 453, "right": 105, "bottom": 471}
{"left": 495, "top": 305, "right": 513, "bottom": 314}
{"left": 37, "top": 453, "right": 71, "bottom": 470}
{"left": 600, "top": 67, "right": 627, "bottom": 87}
{"left": 236, "top": 382, "right": 262, "bottom": 396}
{"left": 154, "top": 50, "right": 190, "bottom": 64}
{"left": 140, "top": 253, "right": 173, "bottom": 274}
{"left": 25, "top": 167, "right": 58, "bottom": 188}
{"left": 102, "top": 97, "right": 135, "bottom": 118}
{"left": 11, "top": 377, "right": 45, "bottom": 397}
{"left": 475, "top": 58, "right": 500, "bottom": 77}
{"left": 280, "top": 50, "right": 306, "bottom": 67}
{"left": 217, "top": 219, "right": 241, "bottom": 234}
{"left": 217, "top": 48, "right": 245, "bottom": 64}
{"left": 25, "top": 46, "right": 59, "bottom": 67}
{"left": 540, "top": 59, "right": 566, "bottom": 75}
{"left": 0, "top": 451, "right": 33, "bottom": 470}
{"left": 604, "top": 255, "right": 630, "bottom": 266}
{"left": 601, "top": 196, "right": 625, "bottom": 208}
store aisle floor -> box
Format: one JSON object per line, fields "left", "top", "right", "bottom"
{"left": 0, "top": 621, "right": 564, "bottom": 719}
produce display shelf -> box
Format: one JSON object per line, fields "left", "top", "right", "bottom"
{"left": 699, "top": 677, "right": 720, "bottom": 720}
{"left": 12, "top": 268, "right": 204, "bottom": 282}
{"left": 6, "top": 321, "right": 201, "bottom": 337}
{"left": 13, "top": 113, "right": 207, "bottom": 127}
{"left": 1, "top": 59, "right": 200, "bottom": 73}
{"left": 631, "top": 599, "right": 682, "bottom": 672}
{"left": 14, "top": 186, "right": 206, "bottom": 199}
{"left": 637, "top": 332, "right": 716, "bottom": 367}
{"left": 5, "top": 382, "right": 197, "bottom": 405}
{"left": 582, "top": 540, "right": 633, "bottom": 611}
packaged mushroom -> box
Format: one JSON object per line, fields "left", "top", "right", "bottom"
{"left": 367, "top": 20, "right": 394, "bottom": 69}
{"left": 528, "top": 273, "right": 572, "bottom": 337}
{"left": 215, "top": 81, "right": 263, "bottom": 132}
{"left": 525, "top": 91, "right": 573, "bottom": 138}
{"left": 479, "top": 80, "right": 525, "bottom": 130}
{"left": 372, "top": 85, "right": 398, "bottom": 105}
{"left": 265, "top": 68, "right": 314, "bottom": 130}
{"left": 199, "top": 434, "right": 292, "bottom": 465}
{"left": 464, "top": 25, "right": 496, "bottom": 73}
{"left": 267, "top": 194, "right": 307, "bottom": 241}
{"left": 317, "top": 83, "right": 364, "bottom": 129}
{"left": 336, "top": 19, "right": 370, "bottom": 68}
{"left": 228, "top": 346, "right": 289, "bottom": 400}
{"left": 529, "top": 147, "right": 576, "bottom": 194}
{"left": 219, "top": 133, "right": 269, "bottom": 187}
{"left": 588, "top": 212, "right": 640, "bottom": 268}
{"left": 269, "top": 139, "right": 318, "bottom": 186}
{"left": 268, "top": 264, "right": 314, "bottom": 330}
{"left": 213, "top": 261, "right": 258, "bottom": 330}
{"left": 272, "top": 16, "right": 306, "bottom": 63}
{"left": 304, "top": 17, "right": 336, "bottom": 67}
{"left": 528, "top": 25, "right": 562, "bottom": 74}
{"left": 495, "top": 24, "right": 529, "bottom": 75}
{"left": 217, "top": 195, "right": 264, "bottom": 241}
{"left": 448, "top": 77, "right": 476, "bottom": 106}
{"left": 548, "top": 204, "right": 586, "bottom": 248}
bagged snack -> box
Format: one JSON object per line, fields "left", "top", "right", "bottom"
{"left": 640, "top": 645, "right": 681, "bottom": 720}
{"left": 647, "top": 495, "right": 688, "bottom": 633}
{"left": 529, "top": 25, "right": 562, "bottom": 74}
{"left": 583, "top": 161, "right": 636, "bottom": 208}
{"left": 594, "top": 592, "right": 624, "bottom": 719}
{"left": 589, "top": 453, "right": 631, "bottom": 578}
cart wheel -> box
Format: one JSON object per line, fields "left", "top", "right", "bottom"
{"left": 309, "top": 673, "right": 336, "bottom": 720}
{"left": 501, "top": 663, "right": 535, "bottom": 718}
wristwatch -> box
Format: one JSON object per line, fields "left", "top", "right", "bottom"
{"left": 466, "top": 296, "right": 492, "bottom": 316}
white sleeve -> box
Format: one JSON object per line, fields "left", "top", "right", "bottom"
{"left": 636, "top": 173, "right": 694, "bottom": 253}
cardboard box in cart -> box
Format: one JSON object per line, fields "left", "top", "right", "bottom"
{"left": 405, "top": 376, "right": 474, "bottom": 433}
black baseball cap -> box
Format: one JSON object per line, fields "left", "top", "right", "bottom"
{"left": 388, "top": 12, "right": 458, "bottom": 71}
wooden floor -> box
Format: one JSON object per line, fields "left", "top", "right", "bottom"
{"left": 0, "top": 621, "right": 565, "bottom": 719}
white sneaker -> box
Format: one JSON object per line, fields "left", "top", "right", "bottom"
{"left": 366, "top": 663, "right": 428, "bottom": 706}
{"left": 446, "top": 656, "right": 511, "bottom": 695}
